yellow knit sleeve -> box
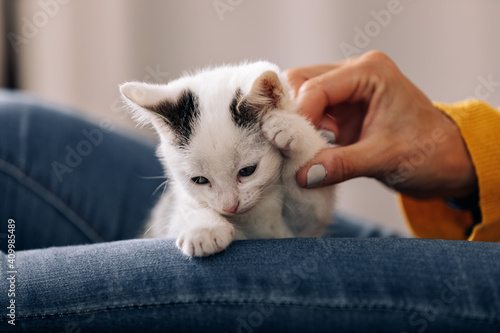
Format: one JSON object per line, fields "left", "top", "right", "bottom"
{"left": 400, "top": 100, "right": 500, "bottom": 242}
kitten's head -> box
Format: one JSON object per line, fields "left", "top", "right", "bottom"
{"left": 120, "top": 62, "right": 292, "bottom": 216}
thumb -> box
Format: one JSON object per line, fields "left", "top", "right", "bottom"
{"left": 296, "top": 142, "right": 380, "bottom": 188}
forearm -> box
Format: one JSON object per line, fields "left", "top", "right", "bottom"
{"left": 401, "top": 100, "right": 500, "bottom": 241}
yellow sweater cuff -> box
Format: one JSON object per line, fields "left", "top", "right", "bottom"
{"left": 400, "top": 100, "right": 500, "bottom": 242}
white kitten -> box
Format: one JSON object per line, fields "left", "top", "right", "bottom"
{"left": 120, "top": 61, "right": 335, "bottom": 257}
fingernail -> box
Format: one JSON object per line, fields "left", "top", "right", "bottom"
{"left": 306, "top": 164, "right": 326, "bottom": 187}
{"left": 320, "top": 130, "right": 336, "bottom": 145}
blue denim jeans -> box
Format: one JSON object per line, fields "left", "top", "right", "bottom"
{"left": 0, "top": 90, "right": 499, "bottom": 332}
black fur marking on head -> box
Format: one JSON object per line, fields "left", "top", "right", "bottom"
{"left": 150, "top": 89, "right": 200, "bottom": 147}
{"left": 230, "top": 88, "right": 259, "bottom": 130}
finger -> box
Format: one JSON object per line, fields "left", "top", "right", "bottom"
{"left": 295, "top": 60, "right": 375, "bottom": 126}
{"left": 284, "top": 63, "right": 342, "bottom": 98}
{"left": 296, "top": 141, "right": 381, "bottom": 188}
{"left": 316, "top": 114, "right": 339, "bottom": 141}
{"left": 285, "top": 57, "right": 355, "bottom": 81}
{"left": 285, "top": 53, "right": 369, "bottom": 98}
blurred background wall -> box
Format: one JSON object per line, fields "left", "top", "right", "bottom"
{"left": 2, "top": 0, "right": 500, "bottom": 235}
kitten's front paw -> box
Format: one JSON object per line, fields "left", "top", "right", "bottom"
{"left": 261, "top": 112, "right": 299, "bottom": 152}
{"left": 176, "top": 223, "right": 235, "bottom": 257}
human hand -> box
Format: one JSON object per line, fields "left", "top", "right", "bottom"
{"left": 287, "top": 51, "right": 477, "bottom": 199}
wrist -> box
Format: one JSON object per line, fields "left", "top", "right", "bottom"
{"left": 435, "top": 106, "right": 478, "bottom": 198}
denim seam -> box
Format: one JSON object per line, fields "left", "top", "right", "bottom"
{"left": 0, "top": 157, "right": 105, "bottom": 243}
{"left": 5, "top": 301, "right": 499, "bottom": 323}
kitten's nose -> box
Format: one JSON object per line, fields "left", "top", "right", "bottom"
{"left": 222, "top": 202, "right": 239, "bottom": 214}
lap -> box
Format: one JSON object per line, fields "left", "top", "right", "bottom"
{"left": 1, "top": 237, "right": 498, "bottom": 332}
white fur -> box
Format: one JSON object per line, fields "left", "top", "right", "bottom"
{"left": 120, "top": 61, "right": 335, "bottom": 257}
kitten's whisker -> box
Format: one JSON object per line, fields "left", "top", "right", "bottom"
{"left": 161, "top": 180, "right": 173, "bottom": 199}
{"left": 140, "top": 175, "right": 169, "bottom": 180}
{"left": 282, "top": 201, "right": 297, "bottom": 217}
{"left": 143, "top": 214, "right": 172, "bottom": 237}
{"left": 183, "top": 177, "right": 195, "bottom": 189}
{"left": 142, "top": 223, "right": 156, "bottom": 237}
{"left": 258, "top": 192, "right": 297, "bottom": 218}
{"left": 152, "top": 180, "right": 170, "bottom": 196}
{"left": 157, "top": 216, "right": 174, "bottom": 235}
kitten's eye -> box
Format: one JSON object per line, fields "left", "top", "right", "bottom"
{"left": 238, "top": 164, "right": 257, "bottom": 177}
{"left": 191, "top": 176, "right": 210, "bottom": 185}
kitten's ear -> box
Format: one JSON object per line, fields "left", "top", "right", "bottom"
{"left": 247, "top": 70, "right": 286, "bottom": 111}
{"left": 120, "top": 82, "right": 200, "bottom": 146}
{"left": 120, "top": 82, "right": 169, "bottom": 108}
{"left": 119, "top": 82, "right": 174, "bottom": 126}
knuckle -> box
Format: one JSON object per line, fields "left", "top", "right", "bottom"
{"left": 283, "top": 68, "right": 299, "bottom": 79}
{"left": 354, "top": 50, "right": 399, "bottom": 86}
{"left": 330, "top": 150, "right": 356, "bottom": 183}
{"left": 338, "top": 157, "right": 356, "bottom": 182}
{"left": 299, "top": 77, "right": 321, "bottom": 94}
{"left": 284, "top": 68, "right": 303, "bottom": 97}
{"left": 359, "top": 50, "right": 396, "bottom": 74}
{"left": 362, "top": 50, "right": 391, "bottom": 63}
{"left": 283, "top": 68, "right": 302, "bottom": 88}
